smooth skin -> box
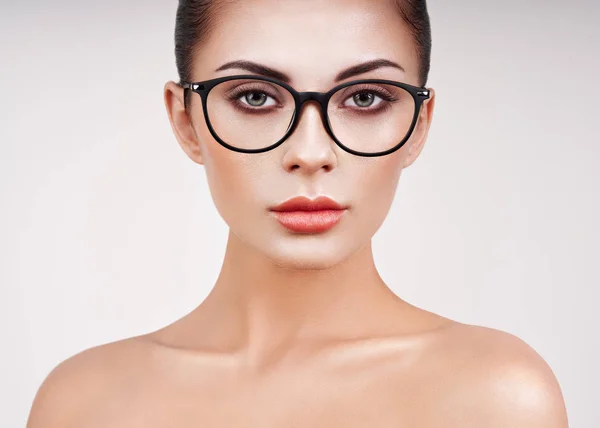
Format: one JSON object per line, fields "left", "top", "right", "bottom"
{"left": 27, "top": 0, "right": 568, "bottom": 427}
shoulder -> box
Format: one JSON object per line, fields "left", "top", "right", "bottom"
{"left": 423, "top": 322, "right": 569, "bottom": 427}
{"left": 26, "top": 336, "right": 156, "bottom": 428}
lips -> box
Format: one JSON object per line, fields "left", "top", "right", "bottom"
{"left": 270, "top": 196, "right": 347, "bottom": 233}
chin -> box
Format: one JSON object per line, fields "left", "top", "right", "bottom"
{"left": 261, "top": 237, "right": 359, "bottom": 271}
{"left": 228, "top": 214, "right": 369, "bottom": 270}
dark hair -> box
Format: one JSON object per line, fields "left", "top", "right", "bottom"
{"left": 175, "top": 0, "right": 431, "bottom": 108}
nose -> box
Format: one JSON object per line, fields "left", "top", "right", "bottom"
{"left": 280, "top": 100, "right": 338, "bottom": 175}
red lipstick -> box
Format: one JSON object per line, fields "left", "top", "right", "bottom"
{"left": 270, "top": 196, "right": 347, "bottom": 233}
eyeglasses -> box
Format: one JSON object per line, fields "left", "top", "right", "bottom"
{"left": 180, "top": 75, "right": 430, "bottom": 157}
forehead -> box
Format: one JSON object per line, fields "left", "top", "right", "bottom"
{"left": 193, "top": 0, "right": 419, "bottom": 88}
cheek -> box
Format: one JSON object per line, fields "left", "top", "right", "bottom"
{"left": 347, "top": 152, "right": 405, "bottom": 238}
{"left": 198, "top": 131, "right": 241, "bottom": 218}
{"left": 354, "top": 153, "right": 404, "bottom": 205}
{"left": 201, "top": 136, "right": 272, "bottom": 225}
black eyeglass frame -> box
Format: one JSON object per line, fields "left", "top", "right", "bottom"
{"left": 180, "top": 74, "right": 431, "bottom": 157}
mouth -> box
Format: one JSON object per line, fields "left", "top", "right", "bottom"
{"left": 269, "top": 195, "right": 348, "bottom": 233}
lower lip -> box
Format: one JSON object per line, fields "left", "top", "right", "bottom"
{"left": 270, "top": 209, "right": 346, "bottom": 233}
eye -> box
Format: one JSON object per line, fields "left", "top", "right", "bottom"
{"left": 340, "top": 86, "right": 399, "bottom": 111}
{"left": 346, "top": 91, "right": 381, "bottom": 108}
{"left": 238, "top": 91, "right": 278, "bottom": 108}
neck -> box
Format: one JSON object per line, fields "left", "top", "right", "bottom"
{"left": 195, "top": 229, "right": 403, "bottom": 362}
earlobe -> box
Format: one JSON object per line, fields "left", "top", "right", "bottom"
{"left": 163, "top": 81, "right": 205, "bottom": 165}
{"left": 403, "top": 88, "right": 435, "bottom": 169}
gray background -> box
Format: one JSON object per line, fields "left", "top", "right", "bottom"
{"left": 1, "top": 0, "right": 598, "bottom": 426}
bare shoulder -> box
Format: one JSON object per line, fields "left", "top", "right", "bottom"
{"left": 26, "top": 335, "right": 157, "bottom": 428}
{"left": 424, "top": 322, "right": 569, "bottom": 427}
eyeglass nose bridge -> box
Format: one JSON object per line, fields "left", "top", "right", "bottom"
{"left": 286, "top": 91, "right": 334, "bottom": 139}
{"left": 296, "top": 91, "right": 330, "bottom": 112}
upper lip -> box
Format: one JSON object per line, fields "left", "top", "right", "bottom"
{"left": 270, "top": 196, "right": 346, "bottom": 212}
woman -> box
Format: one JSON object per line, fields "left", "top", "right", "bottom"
{"left": 27, "top": 0, "right": 569, "bottom": 426}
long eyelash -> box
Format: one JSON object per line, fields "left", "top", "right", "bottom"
{"left": 225, "top": 89, "right": 282, "bottom": 115}
{"left": 226, "top": 86, "right": 279, "bottom": 102}
{"left": 347, "top": 86, "right": 399, "bottom": 103}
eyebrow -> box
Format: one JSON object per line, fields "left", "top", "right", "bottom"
{"left": 214, "top": 58, "right": 405, "bottom": 84}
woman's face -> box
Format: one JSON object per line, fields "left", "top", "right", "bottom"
{"left": 165, "top": 0, "right": 435, "bottom": 269}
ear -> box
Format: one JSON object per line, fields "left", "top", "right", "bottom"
{"left": 163, "top": 81, "right": 205, "bottom": 165}
{"left": 402, "top": 87, "right": 436, "bottom": 169}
